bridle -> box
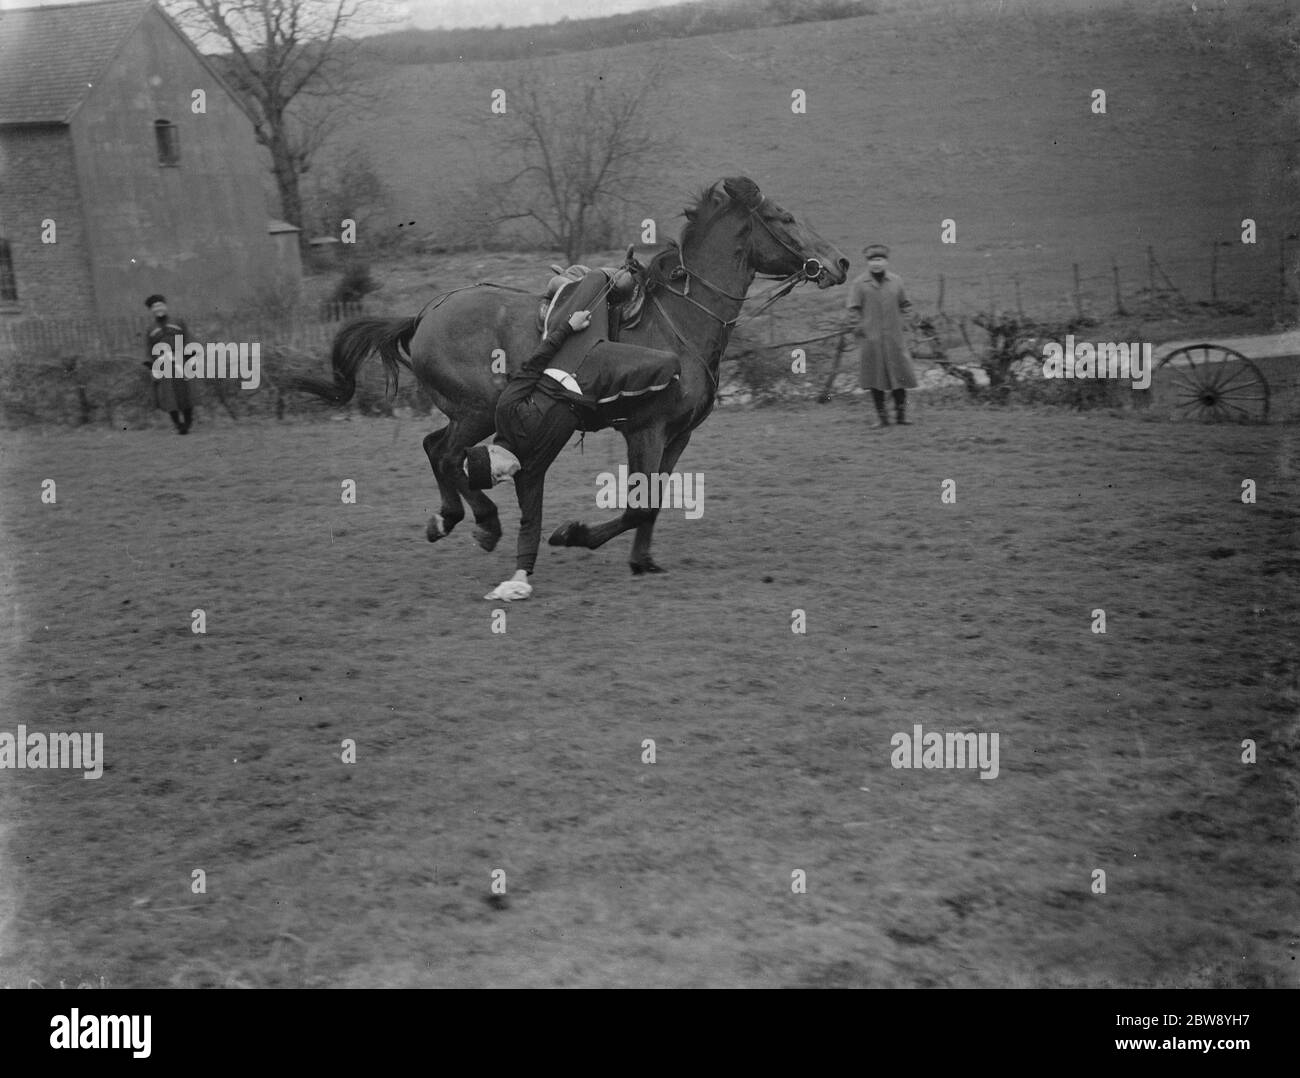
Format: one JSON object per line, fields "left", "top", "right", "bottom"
{"left": 659, "top": 196, "right": 827, "bottom": 329}
{"left": 646, "top": 196, "right": 830, "bottom": 393}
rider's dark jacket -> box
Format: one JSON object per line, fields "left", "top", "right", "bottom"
{"left": 491, "top": 268, "right": 678, "bottom": 576}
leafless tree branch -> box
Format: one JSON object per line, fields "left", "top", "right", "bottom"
{"left": 163, "top": 1, "right": 400, "bottom": 241}
{"left": 474, "top": 56, "right": 675, "bottom": 262}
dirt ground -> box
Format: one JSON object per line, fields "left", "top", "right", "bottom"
{"left": 0, "top": 396, "right": 1296, "bottom": 988}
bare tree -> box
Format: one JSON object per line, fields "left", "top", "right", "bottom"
{"left": 166, "top": 1, "right": 394, "bottom": 242}
{"left": 484, "top": 59, "right": 673, "bottom": 263}
{"left": 302, "top": 143, "right": 388, "bottom": 242}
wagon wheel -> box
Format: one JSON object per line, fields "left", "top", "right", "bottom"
{"left": 1154, "top": 344, "right": 1270, "bottom": 423}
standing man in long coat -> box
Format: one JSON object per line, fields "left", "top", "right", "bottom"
{"left": 846, "top": 244, "right": 918, "bottom": 428}
{"left": 142, "top": 294, "right": 194, "bottom": 434}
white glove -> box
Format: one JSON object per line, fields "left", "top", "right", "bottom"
{"left": 483, "top": 573, "right": 533, "bottom": 601}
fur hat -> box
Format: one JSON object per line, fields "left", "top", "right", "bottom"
{"left": 144, "top": 294, "right": 166, "bottom": 308}
{"left": 863, "top": 244, "right": 890, "bottom": 259}
{"left": 464, "top": 445, "right": 496, "bottom": 490}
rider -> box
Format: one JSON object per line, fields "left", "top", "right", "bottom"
{"left": 463, "top": 262, "right": 676, "bottom": 598}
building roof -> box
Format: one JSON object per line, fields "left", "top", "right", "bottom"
{"left": 0, "top": 0, "right": 154, "bottom": 124}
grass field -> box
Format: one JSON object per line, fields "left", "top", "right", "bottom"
{"left": 1, "top": 0, "right": 1295, "bottom": 994}
{"left": 1, "top": 399, "right": 1295, "bottom": 987}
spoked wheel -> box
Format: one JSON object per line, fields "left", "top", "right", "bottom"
{"left": 1152, "top": 344, "right": 1270, "bottom": 423}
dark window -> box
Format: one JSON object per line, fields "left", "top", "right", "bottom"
{"left": 0, "top": 239, "right": 16, "bottom": 301}
{"left": 154, "top": 120, "right": 180, "bottom": 166}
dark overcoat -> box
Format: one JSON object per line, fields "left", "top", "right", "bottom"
{"left": 145, "top": 318, "right": 194, "bottom": 412}
{"left": 847, "top": 270, "right": 917, "bottom": 391}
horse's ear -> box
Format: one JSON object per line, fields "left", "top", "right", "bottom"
{"left": 722, "top": 177, "right": 762, "bottom": 209}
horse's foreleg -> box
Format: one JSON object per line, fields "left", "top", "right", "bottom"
{"left": 548, "top": 425, "right": 668, "bottom": 572}
{"left": 424, "top": 414, "right": 502, "bottom": 551}
{"left": 627, "top": 427, "right": 694, "bottom": 574}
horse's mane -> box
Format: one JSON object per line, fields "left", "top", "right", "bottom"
{"left": 681, "top": 180, "right": 735, "bottom": 249}
{"left": 644, "top": 178, "right": 755, "bottom": 293}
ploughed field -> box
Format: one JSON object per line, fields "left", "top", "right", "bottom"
{"left": 0, "top": 400, "right": 1295, "bottom": 987}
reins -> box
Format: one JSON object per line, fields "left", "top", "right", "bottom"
{"left": 409, "top": 196, "right": 828, "bottom": 393}
{"left": 640, "top": 198, "right": 832, "bottom": 392}
{"left": 415, "top": 281, "right": 535, "bottom": 321}
{"left": 658, "top": 198, "right": 824, "bottom": 332}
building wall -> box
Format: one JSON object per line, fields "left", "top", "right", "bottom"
{"left": 0, "top": 125, "right": 98, "bottom": 318}
{"left": 269, "top": 228, "right": 303, "bottom": 295}
{"left": 69, "top": 5, "right": 285, "bottom": 319}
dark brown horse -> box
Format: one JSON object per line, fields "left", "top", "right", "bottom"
{"left": 291, "top": 177, "right": 849, "bottom": 576}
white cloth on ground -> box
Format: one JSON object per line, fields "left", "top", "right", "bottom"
{"left": 484, "top": 579, "right": 533, "bottom": 602}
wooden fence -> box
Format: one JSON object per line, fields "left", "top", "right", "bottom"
{"left": 0, "top": 300, "right": 368, "bottom": 365}
{"left": 0, "top": 300, "right": 436, "bottom": 428}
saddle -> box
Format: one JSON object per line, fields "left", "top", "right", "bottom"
{"left": 535, "top": 260, "right": 647, "bottom": 339}
{"left": 530, "top": 254, "right": 671, "bottom": 434}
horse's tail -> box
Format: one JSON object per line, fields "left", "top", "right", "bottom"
{"left": 286, "top": 316, "right": 419, "bottom": 405}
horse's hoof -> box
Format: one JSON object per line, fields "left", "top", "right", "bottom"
{"left": 426, "top": 514, "right": 446, "bottom": 542}
{"left": 629, "top": 559, "right": 666, "bottom": 576}
{"left": 548, "top": 521, "right": 587, "bottom": 547}
{"left": 473, "top": 525, "right": 501, "bottom": 552}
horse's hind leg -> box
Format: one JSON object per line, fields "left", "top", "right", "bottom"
{"left": 423, "top": 425, "right": 465, "bottom": 541}
{"left": 423, "top": 413, "right": 503, "bottom": 551}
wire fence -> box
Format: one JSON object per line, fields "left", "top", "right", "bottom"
{"left": 903, "top": 239, "right": 1297, "bottom": 323}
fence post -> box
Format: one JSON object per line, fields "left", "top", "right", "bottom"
{"left": 1111, "top": 256, "right": 1126, "bottom": 315}
{"left": 1072, "top": 262, "right": 1083, "bottom": 319}
{"left": 936, "top": 273, "right": 945, "bottom": 315}
{"left": 1209, "top": 239, "right": 1219, "bottom": 304}
{"left": 1012, "top": 274, "right": 1024, "bottom": 320}
{"left": 1147, "top": 245, "right": 1156, "bottom": 298}
{"left": 1281, "top": 235, "right": 1292, "bottom": 308}
{"left": 1151, "top": 250, "right": 1181, "bottom": 297}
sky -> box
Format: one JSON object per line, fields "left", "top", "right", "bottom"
{"left": 401, "top": 0, "right": 687, "bottom": 29}
{"left": 0, "top": 0, "right": 693, "bottom": 30}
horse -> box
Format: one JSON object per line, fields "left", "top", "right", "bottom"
{"left": 290, "top": 176, "right": 849, "bottom": 579}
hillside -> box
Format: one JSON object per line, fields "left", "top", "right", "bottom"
{"left": 324, "top": 0, "right": 1296, "bottom": 324}
{"left": 361, "top": 0, "right": 878, "bottom": 63}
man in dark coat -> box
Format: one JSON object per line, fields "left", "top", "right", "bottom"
{"left": 846, "top": 244, "right": 918, "bottom": 428}
{"left": 142, "top": 294, "right": 194, "bottom": 434}
{"left": 461, "top": 265, "right": 679, "bottom": 599}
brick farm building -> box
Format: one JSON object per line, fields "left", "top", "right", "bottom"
{"left": 0, "top": 0, "right": 298, "bottom": 321}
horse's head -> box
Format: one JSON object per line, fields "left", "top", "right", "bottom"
{"left": 720, "top": 177, "right": 849, "bottom": 289}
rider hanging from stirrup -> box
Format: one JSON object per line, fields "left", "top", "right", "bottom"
{"left": 461, "top": 262, "right": 680, "bottom": 600}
